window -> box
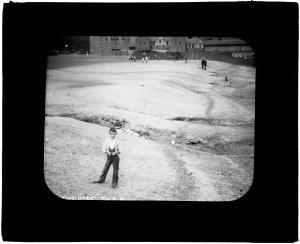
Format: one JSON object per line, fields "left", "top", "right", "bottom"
{"left": 179, "top": 41, "right": 181, "bottom": 45}
{"left": 122, "top": 37, "right": 125, "bottom": 40}
{"left": 105, "top": 37, "right": 107, "bottom": 41}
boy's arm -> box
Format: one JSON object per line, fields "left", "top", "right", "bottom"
{"left": 116, "top": 141, "right": 121, "bottom": 155}
{"left": 102, "top": 140, "right": 110, "bottom": 155}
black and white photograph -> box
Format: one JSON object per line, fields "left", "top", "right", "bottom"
{"left": 44, "top": 36, "right": 255, "bottom": 201}
{"left": 2, "top": 2, "right": 298, "bottom": 242}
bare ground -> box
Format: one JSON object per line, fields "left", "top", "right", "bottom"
{"left": 44, "top": 55, "right": 255, "bottom": 201}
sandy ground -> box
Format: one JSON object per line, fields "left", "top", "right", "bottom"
{"left": 45, "top": 55, "right": 255, "bottom": 201}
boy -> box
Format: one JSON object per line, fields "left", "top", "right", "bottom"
{"left": 93, "top": 127, "right": 121, "bottom": 188}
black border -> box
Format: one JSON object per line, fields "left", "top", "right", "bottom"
{"left": 2, "top": 2, "right": 298, "bottom": 242}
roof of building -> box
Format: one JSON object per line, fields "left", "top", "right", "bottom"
{"left": 136, "top": 36, "right": 182, "bottom": 42}
{"left": 202, "top": 38, "right": 248, "bottom": 46}
{"left": 186, "top": 38, "right": 203, "bottom": 43}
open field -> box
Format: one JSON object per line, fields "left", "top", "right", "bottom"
{"left": 45, "top": 54, "right": 255, "bottom": 201}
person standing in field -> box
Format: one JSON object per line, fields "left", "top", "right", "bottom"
{"left": 201, "top": 57, "right": 207, "bottom": 70}
{"left": 93, "top": 127, "right": 121, "bottom": 188}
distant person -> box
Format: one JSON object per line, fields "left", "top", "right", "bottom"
{"left": 225, "top": 75, "right": 231, "bottom": 86}
{"left": 133, "top": 56, "right": 136, "bottom": 62}
{"left": 145, "top": 56, "right": 148, "bottom": 63}
{"left": 184, "top": 56, "right": 188, "bottom": 63}
{"left": 142, "top": 57, "right": 145, "bottom": 63}
{"left": 201, "top": 57, "right": 207, "bottom": 70}
{"left": 129, "top": 55, "right": 136, "bottom": 62}
{"left": 93, "top": 127, "right": 121, "bottom": 188}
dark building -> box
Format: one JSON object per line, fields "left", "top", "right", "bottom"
{"left": 135, "top": 36, "right": 186, "bottom": 54}
{"left": 168, "top": 37, "right": 186, "bottom": 53}
{"left": 151, "top": 37, "right": 169, "bottom": 52}
{"left": 89, "top": 36, "right": 252, "bottom": 57}
{"left": 69, "top": 36, "right": 90, "bottom": 51}
{"left": 185, "top": 37, "right": 204, "bottom": 59}
{"left": 90, "top": 36, "right": 187, "bottom": 55}
{"left": 50, "top": 36, "right": 90, "bottom": 53}
{"left": 90, "top": 36, "right": 135, "bottom": 55}
{"left": 136, "top": 37, "right": 152, "bottom": 51}
{"left": 201, "top": 37, "right": 252, "bottom": 53}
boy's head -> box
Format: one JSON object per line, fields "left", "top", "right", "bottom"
{"left": 109, "top": 127, "right": 117, "bottom": 139}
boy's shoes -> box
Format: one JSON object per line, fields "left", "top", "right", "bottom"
{"left": 92, "top": 180, "right": 104, "bottom": 184}
{"left": 111, "top": 184, "right": 118, "bottom": 189}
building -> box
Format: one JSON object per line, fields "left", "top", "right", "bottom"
{"left": 185, "top": 37, "right": 204, "bottom": 59}
{"left": 90, "top": 36, "right": 134, "bottom": 55}
{"left": 90, "top": 36, "right": 187, "bottom": 55}
{"left": 135, "top": 36, "right": 186, "bottom": 54}
{"left": 90, "top": 36, "right": 192, "bottom": 56}
{"left": 89, "top": 36, "right": 252, "bottom": 57}
{"left": 201, "top": 37, "right": 252, "bottom": 53}
{"left": 53, "top": 36, "right": 90, "bottom": 52}
{"left": 128, "top": 36, "right": 137, "bottom": 54}
{"left": 152, "top": 37, "right": 169, "bottom": 52}
{"left": 135, "top": 37, "right": 152, "bottom": 51}
{"left": 89, "top": 36, "right": 101, "bottom": 54}
{"left": 69, "top": 36, "right": 90, "bottom": 51}
{"left": 168, "top": 37, "right": 186, "bottom": 53}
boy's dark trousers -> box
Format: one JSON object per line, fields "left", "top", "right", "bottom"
{"left": 99, "top": 150, "right": 119, "bottom": 185}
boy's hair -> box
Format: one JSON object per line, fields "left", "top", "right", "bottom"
{"left": 109, "top": 127, "right": 117, "bottom": 134}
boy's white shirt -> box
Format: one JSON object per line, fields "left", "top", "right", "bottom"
{"left": 102, "top": 138, "right": 120, "bottom": 153}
